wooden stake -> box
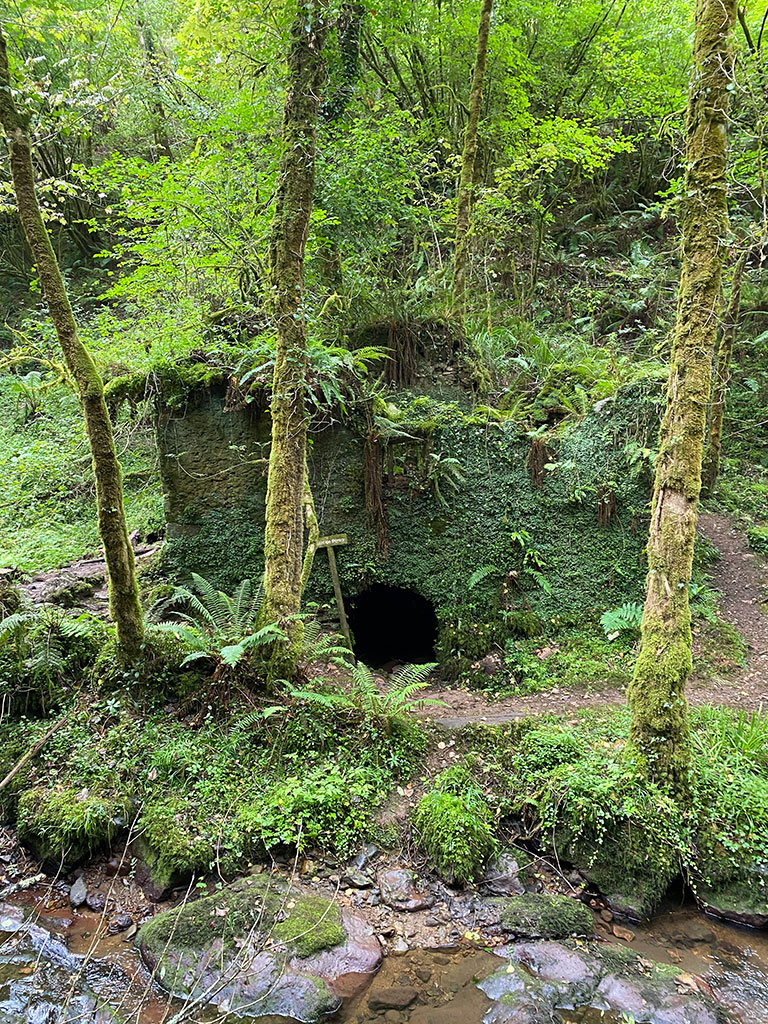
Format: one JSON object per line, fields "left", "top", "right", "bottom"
{"left": 316, "top": 535, "right": 353, "bottom": 651}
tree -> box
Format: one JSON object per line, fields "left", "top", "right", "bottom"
{"left": 627, "top": 0, "right": 738, "bottom": 797}
{"left": 261, "top": 2, "right": 329, "bottom": 675}
{"left": 0, "top": 25, "right": 144, "bottom": 659}
{"left": 701, "top": 245, "right": 749, "bottom": 495}
{"left": 452, "top": 0, "right": 493, "bottom": 317}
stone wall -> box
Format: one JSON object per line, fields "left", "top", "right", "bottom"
{"left": 155, "top": 381, "right": 658, "bottom": 670}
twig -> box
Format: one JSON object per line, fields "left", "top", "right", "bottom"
{"left": 0, "top": 713, "right": 69, "bottom": 794}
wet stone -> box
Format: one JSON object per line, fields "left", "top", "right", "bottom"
{"left": 69, "top": 876, "right": 87, "bottom": 908}
{"left": 107, "top": 912, "right": 132, "bottom": 935}
{"left": 368, "top": 986, "right": 418, "bottom": 1011}
{"left": 85, "top": 892, "right": 106, "bottom": 913}
{"left": 378, "top": 868, "right": 435, "bottom": 912}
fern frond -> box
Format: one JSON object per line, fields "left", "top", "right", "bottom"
{"left": 233, "top": 578, "right": 254, "bottom": 631}
{"left": 467, "top": 565, "right": 499, "bottom": 591}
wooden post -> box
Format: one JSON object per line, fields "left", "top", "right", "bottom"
{"left": 316, "top": 535, "right": 353, "bottom": 650}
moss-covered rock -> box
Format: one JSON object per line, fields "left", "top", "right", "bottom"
{"left": 413, "top": 763, "right": 497, "bottom": 884}
{"left": 134, "top": 794, "right": 218, "bottom": 892}
{"left": 17, "top": 787, "right": 129, "bottom": 869}
{"left": 559, "top": 827, "right": 676, "bottom": 922}
{"left": 137, "top": 875, "right": 381, "bottom": 1022}
{"left": 696, "top": 875, "right": 768, "bottom": 930}
{"left": 272, "top": 895, "right": 346, "bottom": 957}
{"left": 495, "top": 894, "right": 594, "bottom": 939}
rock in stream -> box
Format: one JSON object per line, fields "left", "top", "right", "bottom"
{"left": 137, "top": 873, "right": 382, "bottom": 1021}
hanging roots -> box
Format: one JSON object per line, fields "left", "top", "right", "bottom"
{"left": 385, "top": 320, "right": 419, "bottom": 386}
{"left": 597, "top": 486, "right": 617, "bottom": 526}
{"left": 364, "top": 433, "right": 389, "bottom": 557}
{"left": 526, "top": 438, "right": 551, "bottom": 489}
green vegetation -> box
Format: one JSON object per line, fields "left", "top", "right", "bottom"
{"left": 0, "top": 0, "right": 766, "bottom": 974}
{"left": 413, "top": 761, "right": 497, "bottom": 883}
{"left": 480, "top": 706, "right": 768, "bottom": 918}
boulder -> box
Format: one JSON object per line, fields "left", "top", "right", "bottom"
{"left": 479, "top": 940, "right": 722, "bottom": 1024}
{"left": 377, "top": 868, "right": 435, "bottom": 912}
{"left": 480, "top": 850, "right": 531, "bottom": 896}
{"left": 137, "top": 874, "right": 381, "bottom": 1022}
{"left": 494, "top": 894, "right": 594, "bottom": 939}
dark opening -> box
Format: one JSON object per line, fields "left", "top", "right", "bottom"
{"left": 347, "top": 584, "right": 437, "bottom": 668}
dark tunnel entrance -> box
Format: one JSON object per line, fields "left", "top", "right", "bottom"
{"left": 347, "top": 584, "right": 438, "bottom": 668}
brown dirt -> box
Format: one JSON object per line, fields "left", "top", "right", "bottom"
{"left": 420, "top": 512, "right": 768, "bottom": 727}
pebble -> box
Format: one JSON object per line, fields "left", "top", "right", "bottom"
{"left": 368, "top": 986, "right": 418, "bottom": 1011}
{"left": 600, "top": 909, "right": 613, "bottom": 923}
{"left": 612, "top": 924, "right": 635, "bottom": 942}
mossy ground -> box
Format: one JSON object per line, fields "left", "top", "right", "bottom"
{"left": 0, "top": 682, "right": 425, "bottom": 887}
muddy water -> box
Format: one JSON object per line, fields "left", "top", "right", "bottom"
{"left": 3, "top": 896, "right": 768, "bottom": 1024}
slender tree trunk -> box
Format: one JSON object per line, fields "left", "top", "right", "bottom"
{"left": 702, "top": 247, "right": 749, "bottom": 495}
{"left": 627, "top": 0, "right": 737, "bottom": 797}
{"left": 261, "top": 2, "right": 328, "bottom": 676}
{"left": 452, "top": 0, "right": 493, "bottom": 317}
{"left": 0, "top": 28, "right": 144, "bottom": 659}
{"left": 137, "top": 7, "right": 174, "bottom": 161}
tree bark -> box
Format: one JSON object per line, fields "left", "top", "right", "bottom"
{"left": 0, "top": 27, "right": 144, "bottom": 660}
{"left": 701, "top": 247, "right": 749, "bottom": 495}
{"left": 627, "top": 0, "right": 737, "bottom": 797}
{"left": 452, "top": 0, "right": 493, "bottom": 317}
{"left": 261, "top": 2, "right": 328, "bottom": 676}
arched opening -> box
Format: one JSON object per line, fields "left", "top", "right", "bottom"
{"left": 347, "top": 583, "right": 437, "bottom": 669}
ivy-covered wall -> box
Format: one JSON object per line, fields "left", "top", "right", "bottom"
{"left": 156, "top": 381, "right": 660, "bottom": 672}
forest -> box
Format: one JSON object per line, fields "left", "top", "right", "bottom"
{"left": 0, "top": 0, "right": 767, "bottom": 1021}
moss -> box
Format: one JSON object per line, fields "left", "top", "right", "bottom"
{"left": 272, "top": 895, "right": 345, "bottom": 957}
{"left": 496, "top": 894, "right": 594, "bottom": 939}
{"left": 138, "top": 875, "right": 283, "bottom": 954}
{"left": 105, "top": 361, "right": 228, "bottom": 412}
{"left": 135, "top": 798, "right": 217, "bottom": 889}
{"left": 138, "top": 875, "right": 346, "bottom": 961}
{"left": 17, "top": 786, "right": 129, "bottom": 865}
{"left": 413, "top": 763, "right": 497, "bottom": 884}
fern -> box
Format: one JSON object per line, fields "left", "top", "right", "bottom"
{"left": 467, "top": 565, "right": 500, "bottom": 591}
{"left": 600, "top": 602, "right": 643, "bottom": 640}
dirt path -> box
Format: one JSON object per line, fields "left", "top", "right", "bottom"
{"left": 423, "top": 512, "right": 768, "bottom": 727}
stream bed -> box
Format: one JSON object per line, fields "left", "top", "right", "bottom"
{"left": 2, "top": 891, "right": 767, "bottom": 1024}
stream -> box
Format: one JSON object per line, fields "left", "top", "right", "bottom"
{"left": 1, "top": 891, "right": 767, "bottom": 1024}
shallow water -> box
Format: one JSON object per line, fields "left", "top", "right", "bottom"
{"left": 3, "top": 894, "right": 768, "bottom": 1024}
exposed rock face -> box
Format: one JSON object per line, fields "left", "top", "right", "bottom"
{"left": 137, "top": 875, "right": 381, "bottom": 1022}
{"left": 479, "top": 940, "right": 722, "bottom": 1024}
{"left": 480, "top": 850, "right": 531, "bottom": 896}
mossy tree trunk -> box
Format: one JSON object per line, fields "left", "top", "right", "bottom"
{"left": 701, "top": 247, "right": 749, "bottom": 495}
{"left": 451, "top": 0, "right": 493, "bottom": 318}
{"left": 0, "top": 27, "right": 144, "bottom": 660}
{"left": 627, "top": 0, "right": 737, "bottom": 797}
{"left": 261, "top": 2, "right": 328, "bottom": 676}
